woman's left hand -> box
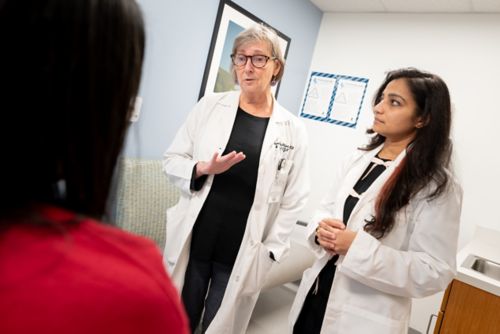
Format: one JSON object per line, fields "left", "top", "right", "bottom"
{"left": 330, "top": 228, "right": 357, "bottom": 255}
{"left": 317, "top": 219, "right": 357, "bottom": 255}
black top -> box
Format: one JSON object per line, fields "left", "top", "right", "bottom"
{"left": 320, "top": 155, "right": 390, "bottom": 290}
{"left": 342, "top": 157, "right": 390, "bottom": 223}
{"left": 293, "top": 154, "right": 391, "bottom": 334}
{"left": 190, "top": 107, "right": 270, "bottom": 266}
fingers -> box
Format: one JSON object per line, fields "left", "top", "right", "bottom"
{"left": 210, "top": 152, "right": 220, "bottom": 163}
{"left": 318, "top": 221, "right": 341, "bottom": 236}
{"left": 219, "top": 151, "right": 245, "bottom": 167}
{"left": 317, "top": 220, "right": 348, "bottom": 254}
{"left": 317, "top": 223, "right": 337, "bottom": 243}
{"left": 234, "top": 151, "right": 246, "bottom": 160}
{"left": 321, "top": 218, "right": 346, "bottom": 230}
{"left": 317, "top": 237, "right": 336, "bottom": 253}
{"left": 205, "top": 150, "right": 246, "bottom": 175}
{"left": 230, "top": 151, "right": 246, "bottom": 165}
{"left": 218, "top": 150, "right": 236, "bottom": 162}
{"left": 317, "top": 225, "right": 356, "bottom": 256}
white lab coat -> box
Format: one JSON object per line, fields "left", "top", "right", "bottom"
{"left": 163, "top": 91, "right": 309, "bottom": 334}
{"left": 289, "top": 146, "right": 462, "bottom": 334}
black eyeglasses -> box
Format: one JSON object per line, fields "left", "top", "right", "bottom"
{"left": 230, "top": 54, "right": 276, "bottom": 68}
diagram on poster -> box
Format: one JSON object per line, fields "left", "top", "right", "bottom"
{"left": 301, "top": 76, "right": 336, "bottom": 118}
{"left": 300, "top": 72, "right": 369, "bottom": 128}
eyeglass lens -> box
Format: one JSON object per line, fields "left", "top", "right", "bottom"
{"left": 232, "top": 54, "right": 269, "bottom": 68}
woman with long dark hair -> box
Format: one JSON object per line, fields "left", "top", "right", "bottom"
{"left": 290, "top": 68, "right": 462, "bottom": 334}
{"left": 0, "top": 1, "right": 188, "bottom": 333}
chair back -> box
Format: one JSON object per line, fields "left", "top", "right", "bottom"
{"left": 112, "top": 158, "right": 179, "bottom": 249}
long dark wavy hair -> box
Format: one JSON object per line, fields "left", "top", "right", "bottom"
{"left": 0, "top": 0, "right": 145, "bottom": 222}
{"left": 362, "top": 68, "right": 452, "bottom": 239}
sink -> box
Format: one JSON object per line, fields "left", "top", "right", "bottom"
{"left": 462, "top": 254, "right": 500, "bottom": 281}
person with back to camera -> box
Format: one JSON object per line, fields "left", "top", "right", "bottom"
{"left": 0, "top": 0, "right": 189, "bottom": 333}
{"left": 289, "top": 68, "right": 463, "bottom": 334}
{"left": 163, "top": 24, "right": 310, "bottom": 334}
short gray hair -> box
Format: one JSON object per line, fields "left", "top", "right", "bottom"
{"left": 231, "top": 24, "right": 285, "bottom": 85}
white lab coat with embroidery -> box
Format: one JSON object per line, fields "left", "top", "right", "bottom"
{"left": 289, "top": 146, "right": 462, "bottom": 334}
{"left": 163, "top": 91, "right": 309, "bottom": 334}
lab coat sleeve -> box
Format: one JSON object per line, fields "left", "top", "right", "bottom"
{"left": 339, "top": 181, "right": 463, "bottom": 298}
{"left": 304, "top": 152, "right": 358, "bottom": 258}
{"left": 163, "top": 97, "right": 209, "bottom": 195}
{"left": 263, "top": 122, "right": 310, "bottom": 262}
{"left": 304, "top": 186, "right": 336, "bottom": 258}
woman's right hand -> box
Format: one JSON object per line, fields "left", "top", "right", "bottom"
{"left": 195, "top": 151, "right": 246, "bottom": 178}
{"left": 316, "top": 218, "right": 345, "bottom": 253}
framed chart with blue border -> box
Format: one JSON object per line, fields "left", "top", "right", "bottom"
{"left": 300, "top": 72, "right": 369, "bottom": 128}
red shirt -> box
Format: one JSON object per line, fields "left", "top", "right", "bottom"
{"left": 0, "top": 206, "right": 189, "bottom": 334}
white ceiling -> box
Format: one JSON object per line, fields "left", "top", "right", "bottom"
{"left": 310, "top": 0, "right": 500, "bottom": 13}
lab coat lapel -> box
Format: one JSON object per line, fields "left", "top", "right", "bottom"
{"left": 347, "top": 148, "right": 407, "bottom": 225}
{"left": 259, "top": 99, "right": 287, "bottom": 164}
{"left": 214, "top": 92, "right": 240, "bottom": 153}
{"left": 332, "top": 148, "right": 379, "bottom": 219}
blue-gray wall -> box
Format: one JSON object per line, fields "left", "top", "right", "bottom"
{"left": 125, "top": 0, "right": 322, "bottom": 158}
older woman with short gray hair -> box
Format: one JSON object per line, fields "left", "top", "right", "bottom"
{"left": 231, "top": 24, "right": 286, "bottom": 85}
{"left": 163, "top": 23, "right": 309, "bottom": 333}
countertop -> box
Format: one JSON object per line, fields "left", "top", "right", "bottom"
{"left": 456, "top": 226, "right": 500, "bottom": 297}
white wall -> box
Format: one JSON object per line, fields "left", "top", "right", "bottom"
{"left": 306, "top": 13, "right": 500, "bottom": 333}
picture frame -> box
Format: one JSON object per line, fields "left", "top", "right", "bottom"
{"left": 198, "top": 0, "right": 291, "bottom": 100}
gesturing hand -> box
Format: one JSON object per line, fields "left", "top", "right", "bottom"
{"left": 196, "top": 151, "right": 246, "bottom": 178}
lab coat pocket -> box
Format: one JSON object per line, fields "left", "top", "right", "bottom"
{"left": 337, "top": 304, "right": 405, "bottom": 334}
{"left": 268, "top": 159, "right": 293, "bottom": 204}
{"left": 165, "top": 205, "right": 180, "bottom": 271}
{"left": 165, "top": 199, "right": 189, "bottom": 270}
{"left": 240, "top": 242, "right": 274, "bottom": 295}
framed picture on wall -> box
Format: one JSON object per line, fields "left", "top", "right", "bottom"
{"left": 198, "top": 0, "right": 291, "bottom": 100}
